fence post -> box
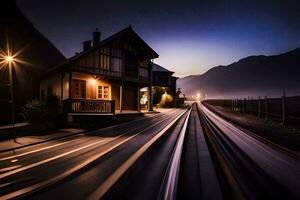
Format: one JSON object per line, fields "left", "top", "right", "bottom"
{"left": 251, "top": 97, "right": 253, "bottom": 114}
{"left": 282, "top": 89, "right": 285, "bottom": 126}
{"left": 258, "top": 96, "right": 261, "bottom": 118}
{"left": 244, "top": 98, "right": 247, "bottom": 113}
{"left": 235, "top": 99, "right": 237, "bottom": 112}
{"left": 248, "top": 96, "right": 250, "bottom": 113}
{"left": 240, "top": 98, "right": 242, "bottom": 112}
{"left": 112, "top": 100, "right": 115, "bottom": 115}
{"left": 240, "top": 98, "right": 243, "bottom": 112}
{"left": 265, "top": 96, "right": 268, "bottom": 121}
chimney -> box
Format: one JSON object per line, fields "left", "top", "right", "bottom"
{"left": 93, "top": 28, "right": 101, "bottom": 46}
{"left": 83, "top": 40, "right": 91, "bottom": 51}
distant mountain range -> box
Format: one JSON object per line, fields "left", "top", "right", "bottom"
{"left": 177, "top": 47, "right": 300, "bottom": 99}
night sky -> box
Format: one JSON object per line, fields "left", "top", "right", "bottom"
{"left": 17, "top": 0, "right": 300, "bottom": 77}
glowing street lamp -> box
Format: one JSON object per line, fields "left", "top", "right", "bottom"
{"left": 1, "top": 37, "right": 32, "bottom": 143}
{"left": 1, "top": 50, "right": 18, "bottom": 142}
{"left": 7, "top": 54, "right": 16, "bottom": 142}
{"left": 6, "top": 56, "right": 13, "bottom": 63}
{"left": 1, "top": 41, "right": 27, "bottom": 142}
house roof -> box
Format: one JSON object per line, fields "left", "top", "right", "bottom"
{"left": 152, "top": 63, "right": 174, "bottom": 74}
{"left": 47, "top": 26, "right": 159, "bottom": 73}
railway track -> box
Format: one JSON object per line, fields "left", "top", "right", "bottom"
{"left": 198, "top": 103, "right": 300, "bottom": 200}
{"left": 1, "top": 102, "right": 299, "bottom": 199}
{"left": 93, "top": 102, "right": 300, "bottom": 200}
{"left": 97, "top": 103, "right": 222, "bottom": 200}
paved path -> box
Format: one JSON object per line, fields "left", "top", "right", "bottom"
{"left": 0, "top": 128, "right": 85, "bottom": 152}
{"left": 0, "top": 108, "right": 183, "bottom": 199}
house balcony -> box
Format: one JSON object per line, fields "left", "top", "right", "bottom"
{"left": 71, "top": 65, "right": 122, "bottom": 79}
{"left": 63, "top": 99, "right": 115, "bottom": 114}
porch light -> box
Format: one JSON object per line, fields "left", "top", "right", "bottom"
{"left": 89, "top": 78, "right": 97, "bottom": 85}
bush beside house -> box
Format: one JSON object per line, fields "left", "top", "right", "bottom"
{"left": 20, "top": 95, "right": 62, "bottom": 123}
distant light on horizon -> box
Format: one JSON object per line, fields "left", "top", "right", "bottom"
{"left": 196, "top": 93, "right": 201, "bottom": 100}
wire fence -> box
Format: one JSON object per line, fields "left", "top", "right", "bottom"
{"left": 203, "top": 95, "right": 300, "bottom": 126}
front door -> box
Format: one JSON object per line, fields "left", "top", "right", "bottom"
{"left": 123, "top": 86, "right": 137, "bottom": 110}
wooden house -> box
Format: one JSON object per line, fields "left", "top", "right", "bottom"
{"left": 152, "top": 63, "right": 178, "bottom": 99}
{"left": 40, "top": 26, "right": 159, "bottom": 121}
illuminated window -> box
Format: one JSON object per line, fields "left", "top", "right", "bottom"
{"left": 98, "top": 85, "right": 110, "bottom": 100}
{"left": 72, "top": 79, "right": 86, "bottom": 98}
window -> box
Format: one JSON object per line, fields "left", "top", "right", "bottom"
{"left": 100, "top": 54, "right": 110, "bottom": 71}
{"left": 111, "top": 48, "right": 123, "bottom": 77}
{"left": 111, "top": 57, "right": 122, "bottom": 77}
{"left": 139, "top": 59, "right": 149, "bottom": 80}
{"left": 98, "top": 85, "right": 110, "bottom": 100}
{"left": 139, "top": 59, "right": 149, "bottom": 68}
{"left": 100, "top": 47, "right": 110, "bottom": 71}
{"left": 139, "top": 68, "right": 148, "bottom": 79}
{"left": 111, "top": 48, "right": 122, "bottom": 58}
{"left": 125, "top": 51, "right": 138, "bottom": 78}
{"left": 154, "top": 73, "right": 169, "bottom": 85}
{"left": 72, "top": 79, "right": 86, "bottom": 98}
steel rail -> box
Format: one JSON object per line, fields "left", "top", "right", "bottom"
{"left": 88, "top": 108, "right": 190, "bottom": 200}
{"left": 159, "top": 106, "right": 192, "bottom": 200}
{"left": 199, "top": 104, "right": 296, "bottom": 200}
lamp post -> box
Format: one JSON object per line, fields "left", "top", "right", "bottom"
{"left": 6, "top": 55, "right": 16, "bottom": 142}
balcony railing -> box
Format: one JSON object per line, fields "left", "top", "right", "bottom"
{"left": 63, "top": 99, "right": 115, "bottom": 114}
{"left": 72, "top": 65, "right": 122, "bottom": 78}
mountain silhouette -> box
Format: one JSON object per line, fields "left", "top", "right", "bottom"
{"left": 0, "top": 0, "right": 65, "bottom": 124}
{"left": 177, "top": 47, "right": 300, "bottom": 99}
